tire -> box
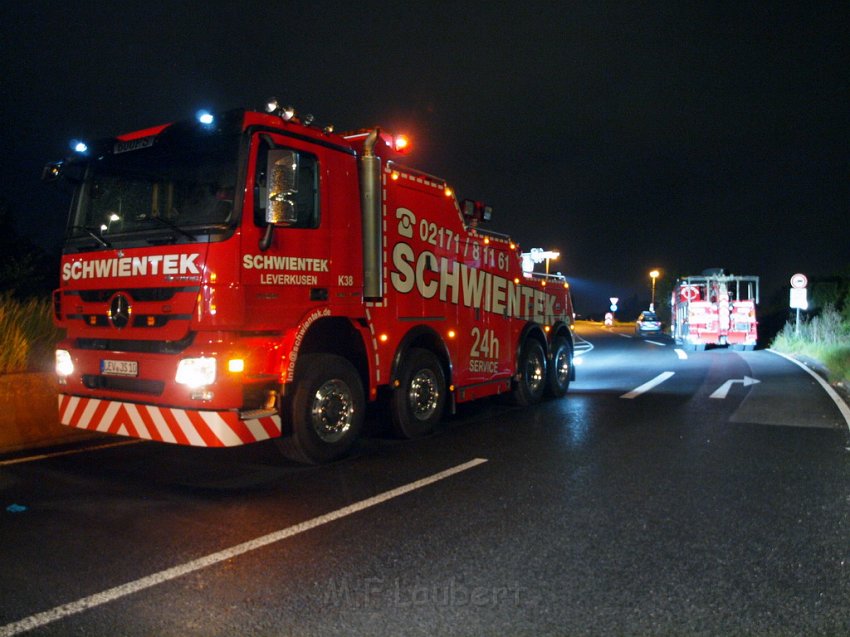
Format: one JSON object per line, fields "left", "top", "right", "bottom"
{"left": 512, "top": 338, "right": 547, "bottom": 406}
{"left": 545, "top": 335, "right": 572, "bottom": 398}
{"left": 279, "top": 354, "right": 364, "bottom": 464}
{"left": 390, "top": 348, "right": 446, "bottom": 439}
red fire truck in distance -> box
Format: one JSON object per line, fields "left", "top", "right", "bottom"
{"left": 46, "top": 104, "right": 575, "bottom": 463}
{"left": 670, "top": 270, "right": 759, "bottom": 351}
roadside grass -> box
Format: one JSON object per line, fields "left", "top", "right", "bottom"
{"left": 0, "top": 294, "right": 64, "bottom": 374}
{"left": 770, "top": 305, "right": 850, "bottom": 383}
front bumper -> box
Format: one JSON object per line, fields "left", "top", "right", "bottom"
{"left": 58, "top": 394, "right": 282, "bottom": 447}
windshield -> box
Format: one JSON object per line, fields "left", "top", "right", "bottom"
{"left": 67, "top": 126, "right": 240, "bottom": 246}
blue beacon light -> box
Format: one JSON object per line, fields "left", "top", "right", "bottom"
{"left": 196, "top": 110, "right": 215, "bottom": 125}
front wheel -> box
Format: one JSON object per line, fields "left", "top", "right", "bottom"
{"left": 512, "top": 338, "right": 547, "bottom": 406}
{"left": 279, "top": 354, "right": 364, "bottom": 464}
{"left": 390, "top": 348, "right": 446, "bottom": 439}
{"left": 545, "top": 335, "right": 572, "bottom": 398}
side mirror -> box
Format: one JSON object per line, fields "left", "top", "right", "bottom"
{"left": 266, "top": 150, "right": 299, "bottom": 226}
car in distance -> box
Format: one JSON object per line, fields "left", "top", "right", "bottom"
{"left": 635, "top": 310, "right": 662, "bottom": 337}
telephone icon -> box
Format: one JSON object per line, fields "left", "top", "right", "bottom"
{"left": 396, "top": 208, "right": 416, "bottom": 238}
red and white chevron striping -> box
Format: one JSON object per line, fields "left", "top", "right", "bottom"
{"left": 58, "top": 395, "right": 281, "bottom": 447}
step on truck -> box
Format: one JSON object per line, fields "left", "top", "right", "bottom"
{"left": 45, "top": 103, "right": 575, "bottom": 463}
{"left": 670, "top": 269, "right": 759, "bottom": 351}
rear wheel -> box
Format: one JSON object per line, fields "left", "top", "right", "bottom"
{"left": 512, "top": 338, "right": 547, "bottom": 406}
{"left": 278, "top": 354, "right": 364, "bottom": 464}
{"left": 545, "top": 335, "right": 572, "bottom": 398}
{"left": 390, "top": 348, "right": 446, "bottom": 438}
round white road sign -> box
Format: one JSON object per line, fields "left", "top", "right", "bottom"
{"left": 790, "top": 273, "right": 808, "bottom": 289}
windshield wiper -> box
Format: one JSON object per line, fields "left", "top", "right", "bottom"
{"left": 147, "top": 216, "right": 197, "bottom": 241}
{"left": 69, "top": 225, "right": 112, "bottom": 249}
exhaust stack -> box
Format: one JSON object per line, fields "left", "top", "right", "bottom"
{"left": 359, "top": 129, "right": 383, "bottom": 300}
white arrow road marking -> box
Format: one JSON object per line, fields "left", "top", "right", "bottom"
{"left": 710, "top": 376, "right": 761, "bottom": 399}
{"left": 674, "top": 349, "right": 688, "bottom": 360}
{"left": 621, "top": 372, "right": 676, "bottom": 399}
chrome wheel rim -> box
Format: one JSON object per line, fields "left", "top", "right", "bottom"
{"left": 310, "top": 379, "right": 354, "bottom": 443}
{"left": 408, "top": 369, "right": 440, "bottom": 421}
{"left": 526, "top": 350, "right": 545, "bottom": 394}
{"left": 554, "top": 349, "right": 570, "bottom": 387}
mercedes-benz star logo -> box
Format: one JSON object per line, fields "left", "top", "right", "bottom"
{"left": 108, "top": 293, "right": 131, "bottom": 329}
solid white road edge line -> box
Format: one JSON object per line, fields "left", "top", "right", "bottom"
{"left": 645, "top": 340, "right": 666, "bottom": 347}
{"left": 620, "top": 372, "right": 676, "bottom": 399}
{"left": 766, "top": 349, "right": 850, "bottom": 432}
{"left": 0, "top": 457, "right": 489, "bottom": 637}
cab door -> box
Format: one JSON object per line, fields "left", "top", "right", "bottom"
{"left": 240, "top": 132, "right": 355, "bottom": 329}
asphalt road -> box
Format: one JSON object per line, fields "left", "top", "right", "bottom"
{"left": 1, "top": 323, "right": 849, "bottom": 636}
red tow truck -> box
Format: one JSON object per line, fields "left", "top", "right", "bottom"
{"left": 46, "top": 103, "right": 574, "bottom": 462}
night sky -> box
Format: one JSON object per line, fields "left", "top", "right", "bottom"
{"left": 1, "top": 1, "right": 846, "bottom": 313}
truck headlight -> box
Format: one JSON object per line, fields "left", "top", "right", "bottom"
{"left": 55, "top": 349, "right": 74, "bottom": 377}
{"left": 176, "top": 357, "right": 216, "bottom": 388}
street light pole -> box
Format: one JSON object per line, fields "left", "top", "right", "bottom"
{"left": 649, "top": 269, "right": 660, "bottom": 311}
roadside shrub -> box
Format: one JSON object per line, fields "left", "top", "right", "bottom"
{"left": 771, "top": 304, "right": 850, "bottom": 383}
{"left": 822, "top": 345, "right": 850, "bottom": 383}
{"left": 0, "top": 294, "right": 63, "bottom": 374}
{"left": 843, "top": 288, "right": 850, "bottom": 326}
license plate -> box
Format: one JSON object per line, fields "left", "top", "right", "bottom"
{"left": 101, "top": 359, "right": 138, "bottom": 377}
